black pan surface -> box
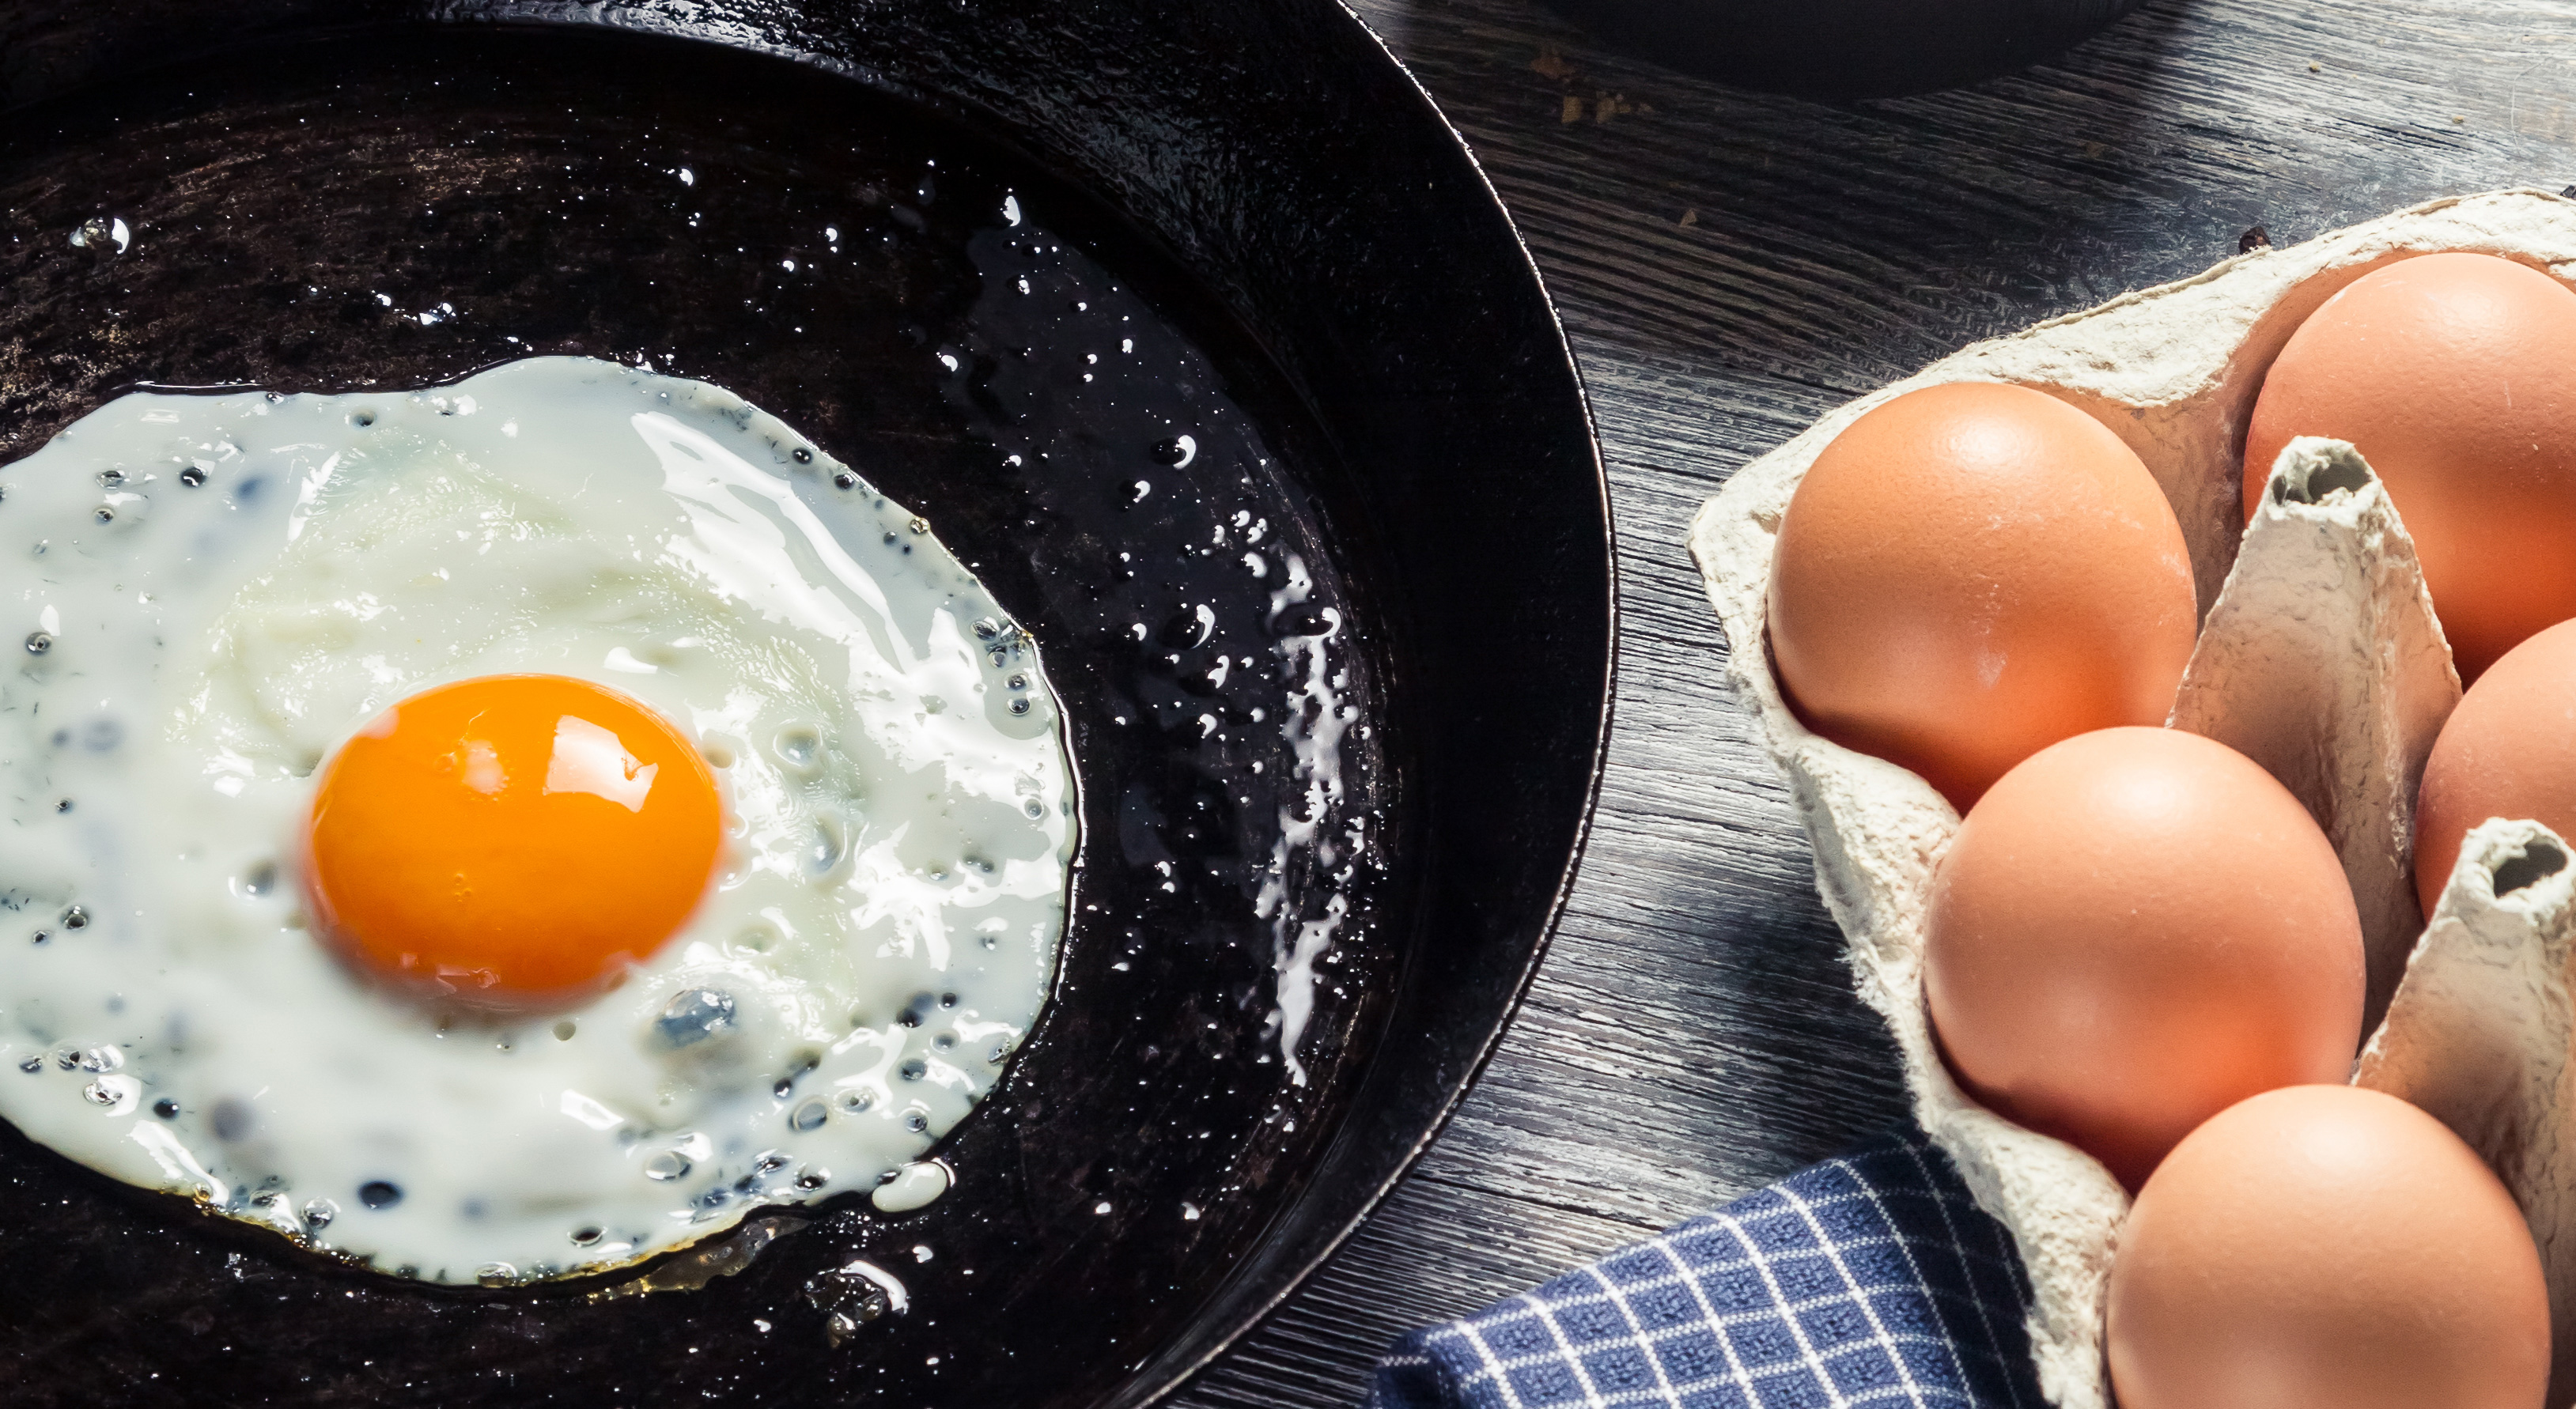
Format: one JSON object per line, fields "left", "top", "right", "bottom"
{"left": 0, "top": 4, "right": 1610, "bottom": 1405}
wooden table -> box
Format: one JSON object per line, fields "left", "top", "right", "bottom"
{"left": 1170, "top": 0, "right": 2576, "bottom": 1402}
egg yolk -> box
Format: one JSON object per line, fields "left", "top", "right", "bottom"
{"left": 303, "top": 674, "right": 723, "bottom": 1007}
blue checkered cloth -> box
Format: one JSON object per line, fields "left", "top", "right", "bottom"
{"left": 1367, "top": 1128, "right": 2043, "bottom": 1409}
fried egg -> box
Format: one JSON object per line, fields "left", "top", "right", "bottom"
{"left": 0, "top": 356, "right": 1076, "bottom": 1283}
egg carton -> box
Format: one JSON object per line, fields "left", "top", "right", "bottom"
{"left": 1685, "top": 188, "right": 2576, "bottom": 1407}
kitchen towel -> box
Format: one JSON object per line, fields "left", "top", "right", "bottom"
{"left": 1367, "top": 1128, "right": 2044, "bottom": 1409}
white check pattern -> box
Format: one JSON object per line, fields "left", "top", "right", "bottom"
{"left": 1369, "top": 1130, "right": 2041, "bottom": 1409}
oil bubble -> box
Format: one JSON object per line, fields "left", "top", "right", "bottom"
{"left": 655, "top": 989, "right": 737, "bottom": 1048}
{"left": 70, "top": 216, "right": 131, "bottom": 256}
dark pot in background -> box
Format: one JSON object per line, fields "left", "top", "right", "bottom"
{"left": 1536, "top": 0, "right": 2150, "bottom": 97}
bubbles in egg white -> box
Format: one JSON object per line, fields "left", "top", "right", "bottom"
{"left": 0, "top": 357, "right": 1076, "bottom": 1283}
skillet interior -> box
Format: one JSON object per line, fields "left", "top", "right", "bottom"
{"left": 0, "top": 5, "right": 1610, "bottom": 1406}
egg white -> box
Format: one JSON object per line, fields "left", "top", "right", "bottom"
{"left": 0, "top": 357, "right": 1075, "bottom": 1283}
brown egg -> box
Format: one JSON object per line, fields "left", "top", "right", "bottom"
{"left": 2415, "top": 617, "right": 2576, "bottom": 916}
{"left": 2108, "top": 1085, "right": 2549, "bottom": 1409}
{"left": 2244, "top": 251, "right": 2576, "bottom": 682}
{"left": 1768, "top": 381, "right": 2196, "bottom": 813}
{"left": 1925, "top": 727, "right": 2363, "bottom": 1190}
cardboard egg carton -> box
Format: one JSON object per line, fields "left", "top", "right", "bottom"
{"left": 1686, "top": 189, "right": 2576, "bottom": 1407}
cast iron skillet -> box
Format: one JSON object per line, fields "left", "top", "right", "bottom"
{"left": 0, "top": 2, "right": 1610, "bottom": 1406}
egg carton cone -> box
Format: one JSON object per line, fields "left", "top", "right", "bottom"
{"left": 1686, "top": 187, "right": 2576, "bottom": 1408}
{"left": 2358, "top": 817, "right": 2576, "bottom": 1407}
{"left": 2169, "top": 436, "right": 2459, "bottom": 1034}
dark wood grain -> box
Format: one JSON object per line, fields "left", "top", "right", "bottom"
{"left": 1172, "top": 1, "right": 2576, "bottom": 1403}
